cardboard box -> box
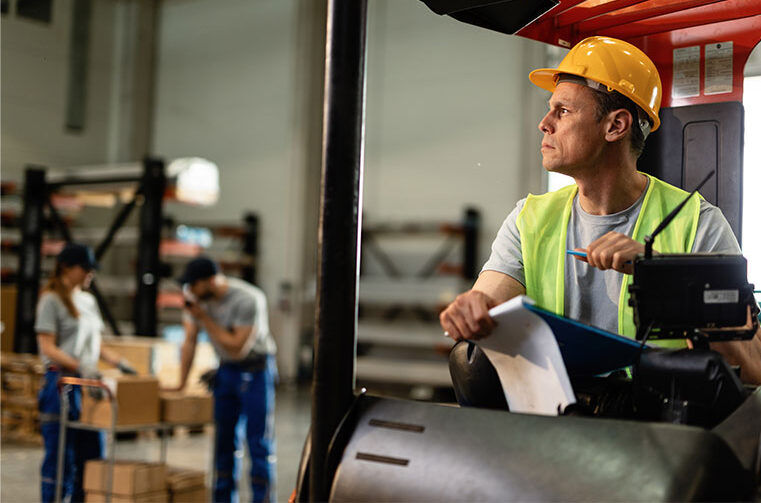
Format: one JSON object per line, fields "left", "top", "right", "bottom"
{"left": 99, "top": 336, "right": 155, "bottom": 375}
{"left": 85, "top": 490, "right": 168, "bottom": 503}
{"left": 1, "top": 287, "right": 17, "bottom": 352}
{"left": 84, "top": 460, "right": 167, "bottom": 496}
{"left": 167, "top": 466, "right": 207, "bottom": 502}
{"left": 167, "top": 467, "right": 205, "bottom": 492}
{"left": 170, "top": 486, "right": 207, "bottom": 503}
{"left": 80, "top": 376, "right": 160, "bottom": 428}
{"left": 160, "top": 393, "right": 213, "bottom": 425}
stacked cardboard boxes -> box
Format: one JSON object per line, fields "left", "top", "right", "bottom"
{"left": 167, "top": 467, "right": 207, "bottom": 503}
{"left": 0, "top": 352, "right": 44, "bottom": 443}
{"left": 84, "top": 460, "right": 168, "bottom": 502}
{"left": 84, "top": 461, "right": 208, "bottom": 503}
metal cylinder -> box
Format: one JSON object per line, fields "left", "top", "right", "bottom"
{"left": 310, "top": 0, "right": 368, "bottom": 500}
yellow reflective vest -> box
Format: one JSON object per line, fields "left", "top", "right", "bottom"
{"left": 516, "top": 173, "right": 700, "bottom": 341}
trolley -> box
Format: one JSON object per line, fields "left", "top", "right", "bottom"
{"left": 54, "top": 376, "right": 214, "bottom": 503}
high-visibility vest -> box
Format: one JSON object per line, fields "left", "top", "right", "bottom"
{"left": 516, "top": 173, "right": 700, "bottom": 341}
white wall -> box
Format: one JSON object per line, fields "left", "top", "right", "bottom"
{"left": 1, "top": 1, "right": 118, "bottom": 181}
{"left": 364, "top": 1, "right": 548, "bottom": 266}
{"left": 153, "top": 0, "right": 306, "bottom": 379}
{"left": 152, "top": 0, "right": 551, "bottom": 379}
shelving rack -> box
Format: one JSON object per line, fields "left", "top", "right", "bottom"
{"left": 13, "top": 158, "right": 166, "bottom": 352}
{"left": 355, "top": 207, "right": 480, "bottom": 392}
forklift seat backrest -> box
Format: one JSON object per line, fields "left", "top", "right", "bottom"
{"left": 639, "top": 102, "right": 744, "bottom": 244}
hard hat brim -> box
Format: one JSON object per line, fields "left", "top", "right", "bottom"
{"left": 528, "top": 68, "right": 559, "bottom": 94}
{"left": 528, "top": 68, "right": 661, "bottom": 132}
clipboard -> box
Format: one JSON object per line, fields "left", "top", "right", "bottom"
{"left": 522, "top": 300, "right": 645, "bottom": 376}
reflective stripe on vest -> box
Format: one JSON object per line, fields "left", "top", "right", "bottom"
{"left": 516, "top": 173, "right": 700, "bottom": 342}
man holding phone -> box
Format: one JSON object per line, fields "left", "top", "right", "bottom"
{"left": 172, "top": 257, "right": 277, "bottom": 502}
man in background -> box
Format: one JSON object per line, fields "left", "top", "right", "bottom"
{"left": 172, "top": 257, "right": 277, "bottom": 502}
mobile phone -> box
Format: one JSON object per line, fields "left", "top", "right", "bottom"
{"left": 182, "top": 284, "right": 197, "bottom": 306}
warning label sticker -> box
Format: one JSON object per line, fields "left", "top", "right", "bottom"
{"left": 705, "top": 41, "right": 733, "bottom": 95}
{"left": 672, "top": 46, "right": 700, "bottom": 99}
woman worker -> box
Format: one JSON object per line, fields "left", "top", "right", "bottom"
{"left": 35, "top": 243, "right": 137, "bottom": 503}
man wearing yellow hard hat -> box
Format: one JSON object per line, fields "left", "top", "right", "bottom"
{"left": 440, "top": 36, "right": 761, "bottom": 384}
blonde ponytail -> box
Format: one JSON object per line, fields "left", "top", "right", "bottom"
{"left": 44, "top": 264, "right": 79, "bottom": 318}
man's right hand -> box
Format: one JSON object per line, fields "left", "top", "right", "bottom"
{"left": 439, "top": 290, "right": 498, "bottom": 341}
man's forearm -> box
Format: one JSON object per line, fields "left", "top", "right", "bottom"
{"left": 198, "top": 315, "right": 247, "bottom": 355}
{"left": 178, "top": 340, "right": 196, "bottom": 389}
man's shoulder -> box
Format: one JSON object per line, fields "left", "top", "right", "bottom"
{"left": 225, "top": 278, "right": 265, "bottom": 303}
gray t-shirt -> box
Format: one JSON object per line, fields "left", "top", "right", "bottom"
{"left": 482, "top": 181, "right": 741, "bottom": 334}
{"left": 35, "top": 290, "right": 103, "bottom": 369}
{"left": 185, "top": 277, "right": 276, "bottom": 362}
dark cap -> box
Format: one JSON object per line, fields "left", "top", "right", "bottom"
{"left": 178, "top": 256, "right": 219, "bottom": 285}
{"left": 57, "top": 243, "right": 98, "bottom": 271}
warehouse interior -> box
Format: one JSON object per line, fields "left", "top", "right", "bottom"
{"left": 2, "top": 0, "right": 761, "bottom": 502}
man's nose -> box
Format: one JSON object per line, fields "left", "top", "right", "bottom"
{"left": 538, "top": 112, "right": 553, "bottom": 134}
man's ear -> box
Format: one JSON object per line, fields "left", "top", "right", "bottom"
{"left": 604, "top": 108, "right": 633, "bottom": 143}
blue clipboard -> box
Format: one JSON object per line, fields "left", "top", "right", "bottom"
{"left": 522, "top": 300, "right": 644, "bottom": 376}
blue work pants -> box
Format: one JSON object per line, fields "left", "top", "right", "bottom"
{"left": 213, "top": 357, "right": 276, "bottom": 503}
{"left": 39, "top": 370, "right": 104, "bottom": 503}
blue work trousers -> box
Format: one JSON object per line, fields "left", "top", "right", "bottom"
{"left": 39, "top": 370, "right": 104, "bottom": 503}
{"left": 214, "top": 357, "right": 276, "bottom": 503}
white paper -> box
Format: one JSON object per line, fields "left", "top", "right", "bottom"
{"left": 672, "top": 46, "right": 700, "bottom": 99}
{"left": 705, "top": 41, "right": 733, "bottom": 95}
{"left": 475, "top": 296, "right": 575, "bottom": 415}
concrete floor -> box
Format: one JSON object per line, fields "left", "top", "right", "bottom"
{"left": 1, "top": 383, "right": 311, "bottom": 503}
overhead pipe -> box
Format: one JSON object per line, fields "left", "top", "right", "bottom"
{"left": 555, "top": 0, "right": 648, "bottom": 28}
{"left": 576, "top": 0, "right": 722, "bottom": 33}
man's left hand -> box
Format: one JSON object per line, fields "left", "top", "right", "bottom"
{"left": 185, "top": 300, "right": 206, "bottom": 319}
{"left": 574, "top": 231, "right": 644, "bottom": 274}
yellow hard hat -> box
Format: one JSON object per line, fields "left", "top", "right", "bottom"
{"left": 529, "top": 36, "right": 662, "bottom": 132}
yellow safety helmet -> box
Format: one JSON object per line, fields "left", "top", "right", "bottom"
{"left": 529, "top": 36, "right": 662, "bottom": 132}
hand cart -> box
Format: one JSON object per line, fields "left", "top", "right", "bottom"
{"left": 54, "top": 376, "right": 215, "bottom": 503}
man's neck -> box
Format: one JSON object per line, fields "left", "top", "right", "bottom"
{"left": 211, "top": 275, "right": 229, "bottom": 300}
{"left": 573, "top": 159, "right": 646, "bottom": 216}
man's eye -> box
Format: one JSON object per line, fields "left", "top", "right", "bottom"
{"left": 560, "top": 108, "right": 570, "bottom": 114}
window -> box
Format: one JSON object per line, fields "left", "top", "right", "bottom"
{"left": 742, "top": 75, "right": 761, "bottom": 290}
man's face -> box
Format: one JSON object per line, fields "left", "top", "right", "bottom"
{"left": 537, "top": 82, "right": 607, "bottom": 176}
{"left": 190, "top": 277, "right": 215, "bottom": 301}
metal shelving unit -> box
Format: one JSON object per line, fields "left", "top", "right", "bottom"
{"left": 355, "top": 208, "right": 480, "bottom": 392}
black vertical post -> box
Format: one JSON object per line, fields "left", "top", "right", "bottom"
{"left": 242, "top": 212, "right": 259, "bottom": 285}
{"left": 14, "top": 168, "right": 46, "bottom": 353}
{"left": 134, "top": 157, "right": 165, "bottom": 337}
{"left": 463, "top": 207, "right": 480, "bottom": 280}
{"left": 310, "top": 0, "right": 367, "bottom": 500}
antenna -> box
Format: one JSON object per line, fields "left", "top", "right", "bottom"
{"left": 643, "top": 170, "right": 715, "bottom": 259}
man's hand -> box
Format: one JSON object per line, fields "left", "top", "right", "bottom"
{"left": 185, "top": 300, "right": 205, "bottom": 319}
{"left": 439, "top": 290, "right": 498, "bottom": 342}
{"left": 575, "top": 231, "right": 645, "bottom": 274}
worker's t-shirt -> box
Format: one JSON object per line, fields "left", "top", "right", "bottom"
{"left": 482, "top": 179, "right": 741, "bottom": 334}
{"left": 185, "top": 277, "right": 276, "bottom": 362}
{"left": 35, "top": 290, "right": 103, "bottom": 370}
